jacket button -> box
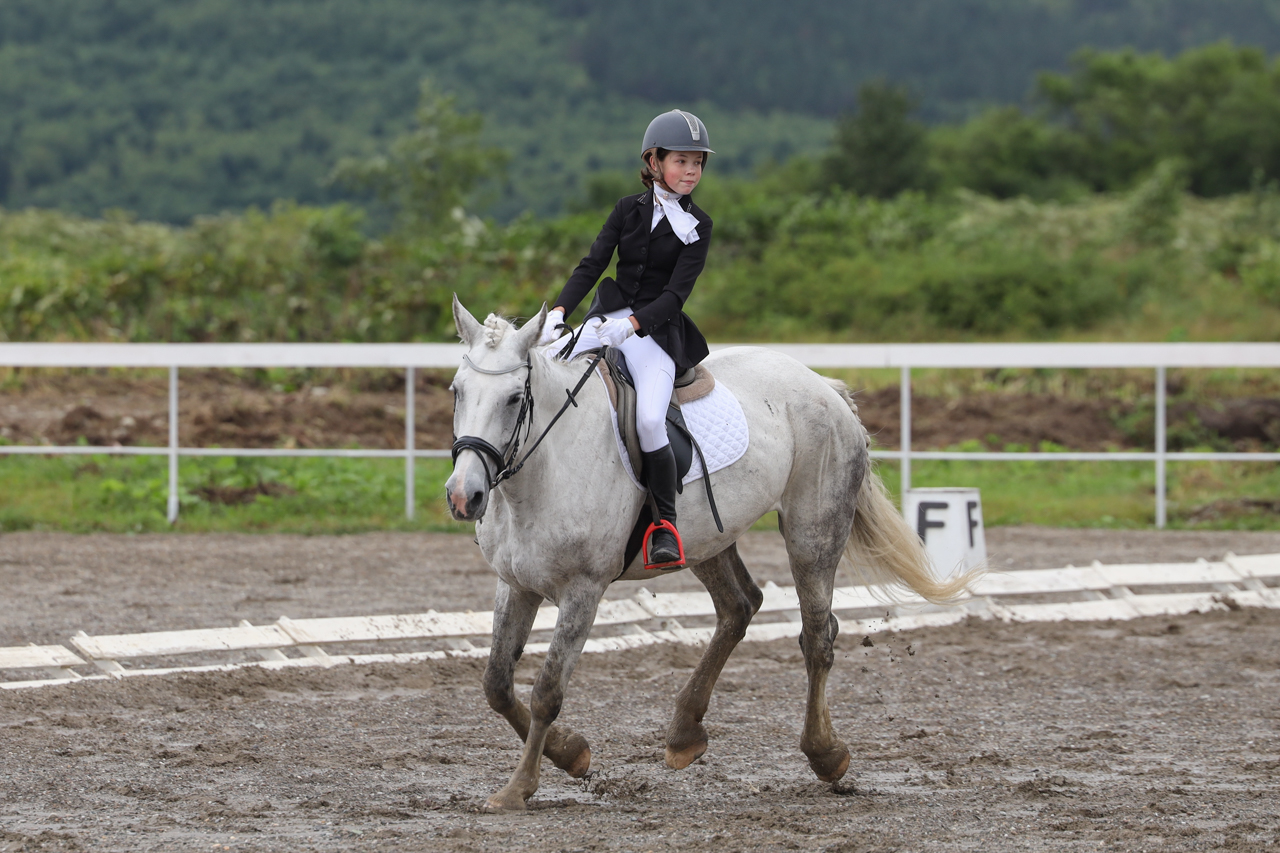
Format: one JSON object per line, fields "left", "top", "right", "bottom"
{"left": 640, "top": 247, "right": 647, "bottom": 254}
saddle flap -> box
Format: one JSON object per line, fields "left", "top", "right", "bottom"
{"left": 598, "top": 348, "right": 692, "bottom": 485}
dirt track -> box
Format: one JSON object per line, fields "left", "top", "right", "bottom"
{"left": 5, "top": 372, "right": 1279, "bottom": 456}
{"left": 2, "top": 529, "right": 1280, "bottom": 851}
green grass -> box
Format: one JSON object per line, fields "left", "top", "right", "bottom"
{"left": 4, "top": 449, "right": 1272, "bottom": 535}
{"left": 0, "top": 454, "right": 469, "bottom": 534}
{"left": 886, "top": 457, "right": 1280, "bottom": 529}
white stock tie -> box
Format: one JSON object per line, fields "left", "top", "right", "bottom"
{"left": 652, "top": 186, "right": 700, "bottom": 245}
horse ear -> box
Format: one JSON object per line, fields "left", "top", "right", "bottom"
{"left": 515, "top": 304, "right": 548, "bottom": 354}
{"left": 453, "top": 294, "right": 483, "bottom": 347}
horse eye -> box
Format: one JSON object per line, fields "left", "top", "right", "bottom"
{"left": 506, "top": 393, "right": 522, "bottom": 406}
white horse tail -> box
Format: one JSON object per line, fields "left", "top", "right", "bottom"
{"left": 824, "top": 379, "right": 980, "bottom": 605}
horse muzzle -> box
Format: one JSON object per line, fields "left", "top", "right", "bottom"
{"left": 445, "top": 451, "right": 491, "bottom": 521}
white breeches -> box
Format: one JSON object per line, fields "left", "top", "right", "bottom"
{"left": 571, "top": 308, "right": 675, "bottom": 452}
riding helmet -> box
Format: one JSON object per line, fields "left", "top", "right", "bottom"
{"left": 640, "top": 110, "right": 715, "bottom": 160}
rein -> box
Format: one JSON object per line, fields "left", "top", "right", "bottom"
{"left": 451, "top": 348, "right": 604, "bottom": 492}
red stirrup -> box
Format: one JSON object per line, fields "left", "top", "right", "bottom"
{"left": 642, "top": 519, "right": 685, "bottom": 570}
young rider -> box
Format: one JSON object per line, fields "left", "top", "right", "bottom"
{"left": 538, "top": 109, "right": 714, "bottom": 570}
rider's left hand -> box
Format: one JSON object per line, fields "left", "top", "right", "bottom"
{"left": 595, "top": 317, "right": 635, "bottom": 347}
{"left": 538, "top": 309, "right": 566, "bottom": 345}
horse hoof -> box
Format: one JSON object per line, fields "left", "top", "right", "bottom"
{"left": 549, "top": 730, "right": 592, "bottom": 778}
{"left": 664, "top": 741, "right": 707, "bottom": 770}
{"left": 563, "top": 746, "right": 592, "bottom": 778}
{"left": 482, "top": 790, "right": 528, "bottom": 814}
{"left": 810, "top": 745, "right": 851, "bottom": 784}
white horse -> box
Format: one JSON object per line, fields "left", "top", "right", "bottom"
{"left": 444, "top": 297, "right": 973, "bottom": 812}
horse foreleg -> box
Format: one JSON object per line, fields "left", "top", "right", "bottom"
{"left": 665, "top": 544, "right": 763, "bottom": 770}
{"left": 483, "top": 582, "right": 592, "bottom": 779}
{"left": 484, "top": 587, "right": 602, "bottom": 813}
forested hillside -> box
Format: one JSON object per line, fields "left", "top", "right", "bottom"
{"left": 5, "top": 0, "right": 1280, "bottom": 222}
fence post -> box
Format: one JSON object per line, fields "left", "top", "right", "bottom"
{"left": 167, "top": 365, "right": 179, "bottom": 524}
{"left": 1155, "top": 365, "right": 1167, "bottom": 529}
{"left": 900, "top": 364, "right": 912, "bottom": 499}
{"left": 405, "top": 366, "right": 415, "bottom": 520}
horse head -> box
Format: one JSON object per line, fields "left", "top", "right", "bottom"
{"left": 445, "top": 295, "right": 547, "bottom": 521}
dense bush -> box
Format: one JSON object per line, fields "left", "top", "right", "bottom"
{"left": 8, "top": 148, "right": 1280, "bottom": 345}
{"left": 0, "top": 203, "right": 588, "bottom": 343}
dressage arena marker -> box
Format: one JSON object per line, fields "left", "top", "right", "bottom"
{"left": 2, "top": 553, "right": 1277, "bottom": 691}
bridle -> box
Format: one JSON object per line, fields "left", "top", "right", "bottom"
{"left": 450, "top": 347, "right": 604, "bottom": 496}
{"left": 450, "top": 354, "right": 534, "bottom": 492}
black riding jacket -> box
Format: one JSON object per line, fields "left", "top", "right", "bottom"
{"left": 554, "top": 190, "right": 712, "bottom": 371}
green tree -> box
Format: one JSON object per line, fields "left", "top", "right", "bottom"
{"left": 1037, "top": 42, "right": 1280, "bottom": 196}
{"left": 820, "top": 81, "right": 931, "bottom": 198}
{"left": 930, "top": 107, "right": 1084, "bottom": 200}
{"left": 329, "top": 81, "right": 508, "bottom": 229}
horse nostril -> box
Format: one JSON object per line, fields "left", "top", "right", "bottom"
{"left": 467, "top": 490, "right": 484, "bottom": 511}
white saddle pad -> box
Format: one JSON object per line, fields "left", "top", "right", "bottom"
{"left": 602, "top": 374, "right": 750, "bottom": 490}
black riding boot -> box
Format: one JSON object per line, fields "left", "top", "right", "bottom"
{"left": 641, "top": 445, "right": 684, "bottom": 568}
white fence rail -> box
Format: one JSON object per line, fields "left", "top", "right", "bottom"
{"left": 2, "top": 342, "right": 1279, "bottom": 526}
{"left": 2, "top": 552, "right": 1276, "bottom": 690}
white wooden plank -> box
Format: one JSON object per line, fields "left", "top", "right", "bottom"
{"left": 593, "top": 599, "right": 650, "bottom": 626}
{"left": 832, "top": 585, "right": 905, "bottom": 609}
{"left": 759, "top": 582, "right": 801, "bottom": 613}
{"left": 970, "top": 567, "right": 1111, "bottom": 596}
{"left": 744, "top": 621, "right": 803, "bottom": 643}
{"left": 1092, "top": 562, "right": 1243, "bottom": 588}
{"left": 1218, "top": 590, "right": 1275, "bottom": 609}
{"left": 998, "top": 598, "right": 1140, "bottom": 623}
{"left": 70, "top": 624, "right": 293, "bottom": 660}
{"left": 0, "top": 645, "right": 86, "bottom": 670}
{"left": 10, "top": 553, "right": 1280, "bottom": 692}
{"left": 632, "top": 589, "right": 716, "bottom": 618}
{"left": 1123, "top": 592, "right": 1230, "bottom": 617}
{"left": 1226, "top": 553, "right": 1280, "bottom": 581}
{"left": 275, "top": 611, "right": 492, "bottom": 645}
{"left": 240, "top": 621, "right": 289, "bottom": 661}
{"left": 1, "top": 675, "right": 108, "bottom": 690}
{"left": 583, "top": 631, "right": 668, "bottom": 653}
{"left": 883, "top": 610, "right": 971, "bottom": 632}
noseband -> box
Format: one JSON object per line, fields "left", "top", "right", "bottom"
{"left": 450, "top": 349, "right": 604, "bottom": 498}
{"left": 451, "top": 355, "right": 534, "bottom": 491}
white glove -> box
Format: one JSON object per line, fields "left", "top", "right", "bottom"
{"left": 538, "top": 309, "right": 565, "bottom": 345}
{"left": 594, "top": 317, "right": 636, "bottom": 348}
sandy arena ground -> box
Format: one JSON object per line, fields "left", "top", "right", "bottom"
{"left": 2, "top": 528, "right": 1280, "bottom": 851}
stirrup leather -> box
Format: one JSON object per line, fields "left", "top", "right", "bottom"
{"left": 642, "top": 519, "right": 685, "bottom": 570}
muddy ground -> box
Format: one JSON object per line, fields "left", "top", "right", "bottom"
{"left": 4, "top": 371, "right": 1279, "bottom": 454}
{"left": 2, "top": 529, "right": 1280, "bottom": 851}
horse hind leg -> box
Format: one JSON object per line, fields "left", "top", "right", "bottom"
{"left": 779, "top": 450, "right": 864, "bottom": 784}
{"left": 665, "top": 543, "right": 763, "bottom": 770}
{"left": 483, "top": 582, "right": 591, "bottom": 782}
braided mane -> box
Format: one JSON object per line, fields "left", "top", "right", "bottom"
{"left": 482, "top": 314, "right": 513, "bottom": 348}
